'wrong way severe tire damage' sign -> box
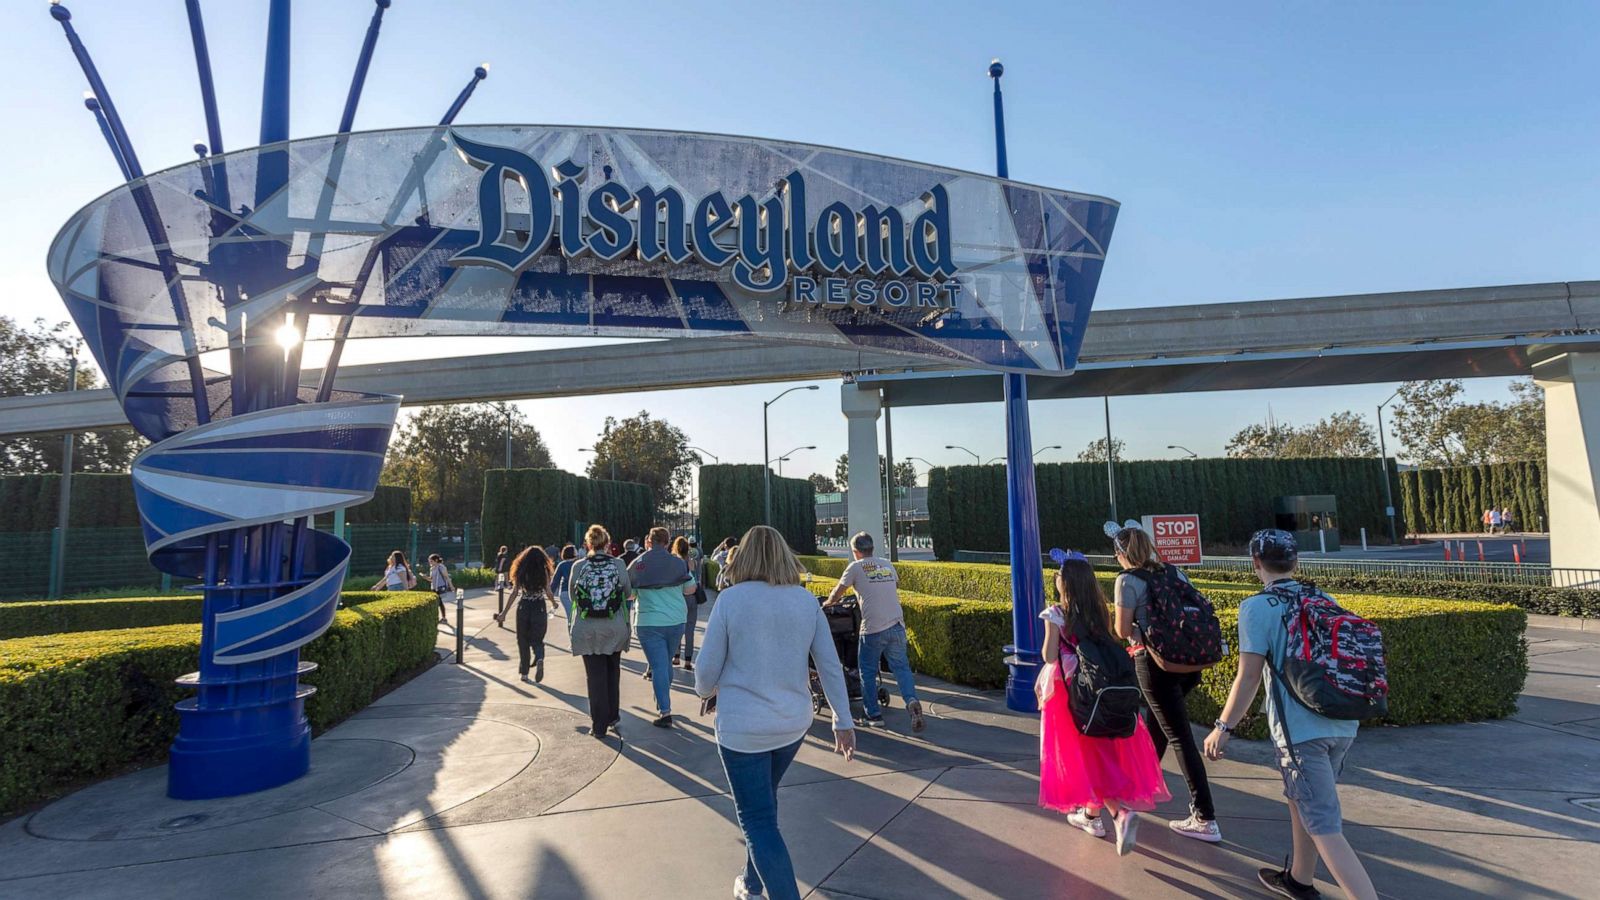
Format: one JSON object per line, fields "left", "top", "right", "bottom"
{"left": 1143, "top": 514, "right": 1202, "bottom": 566}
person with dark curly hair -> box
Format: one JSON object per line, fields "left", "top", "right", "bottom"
{"left": 496, "top": 545, "right": 559, "bottom": 683}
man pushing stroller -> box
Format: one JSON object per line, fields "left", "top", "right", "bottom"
{"left": 824, "top": 531, "right": 927, "bottom": 734}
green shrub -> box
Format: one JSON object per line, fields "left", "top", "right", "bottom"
{"left": 699, "top": 465, "right": 817, "bottom": 555}
{"left": 481, "top": 469, "right": 653, "bottom": 555}
{"left": 0, "top": 595, "right": 202, "bottom": 640}
{"left": 803, "top": 564, "right": 1528, "bottom": 739}
{"left": 929, "top": 457, "right": 1403, "bottom": 559}
{"left": 1175, "top": 566, "right": 1599, "bottom": 618}
{"left": 0, "top": 590, "right": 438, "bottom": 814}
{"left": 1399, "top": 461, "right": 1546, "bottom": 535}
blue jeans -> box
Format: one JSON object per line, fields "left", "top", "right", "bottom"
{"left": 636, "top": 623, "right": 685, "bottom": 714}
{"left": 719, "top": 738, "right": 804, "bottom": 900}
{"left": 860, "top": 622, "right": 918, "bottom": 717}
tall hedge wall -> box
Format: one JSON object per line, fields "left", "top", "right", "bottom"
{"left": 928, "top": 457, "right": 1402, "bottom": 559}
{"left": 1398, "top": 461, "right": 1547, "bottom": 534}
{"left": 0, "top": 474, "right": 412, "bottom": 532}
{"left": 481, "top": 469, "right": 654, "bottom": 554}
{"left": 698, "top": 464, "right": 817, "bottom": 554}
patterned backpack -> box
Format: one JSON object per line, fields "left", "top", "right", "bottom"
{"left": 572, "top": 553, "right": 627, "bottom": 619}
{"left": 1268, "top": 582, "right": 1389, "bottom": 721}
{"left": 1128, "top": 565, "right": 1225, "bottom": 673}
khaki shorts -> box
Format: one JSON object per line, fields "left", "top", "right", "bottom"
{"left": 1278, "top": 736, "right": 1353, "bottom": 836}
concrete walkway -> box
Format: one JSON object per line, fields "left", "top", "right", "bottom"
{"left": 2, "top": 589, "right": 1596, "bottom": 899}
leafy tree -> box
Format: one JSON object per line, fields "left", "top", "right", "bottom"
{"left": 808, "top": 473, "right": 838, "bottom": 493}
{"left": 834, "top": 453, "right": 916, "bottom": 488}
{"left": 587, "top": 410, "right": 695, "bottom": 512}
{"left": 0, "top": 316, "right": 143, "bottom": 474}
{"left": 1391, "top": 379, "right": 1544, "bottom": 467}
{"left": 1227, "top": 411, "right": 1377, "bottom": 459}
{"left": 1077, "top": 436, "right": 1127, "bottom": 463}
{"left": 382, "top": 402, "right": 553, "bottom": 523}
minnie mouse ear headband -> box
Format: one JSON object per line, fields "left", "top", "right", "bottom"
{"left": 1049, "top": 548, "right": 1087, "bottom": 565}
{"left": 1104, "top": 519, "right": 1143, "bottom": 553}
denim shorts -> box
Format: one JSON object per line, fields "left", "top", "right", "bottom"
{"left": 1278, "top": 736, "right": 1353, "bottom": 836}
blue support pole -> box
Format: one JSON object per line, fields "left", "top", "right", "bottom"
{"left": 50, "top": 4, "right": 144, "bottom": 178}
{"left": 339, "top": 0, "right": 391, "bottom": 133}
{"left": 83, "top": 95, "right": 133, "bottom": 182}
{"left": 990, "top": 59, "right": 1045, "bottom": 713}
{"left": 184, "top": 0, "right": 225, "bottom": 157}
{"left": 439, "top": 65, "right": 490, "bottom": 126}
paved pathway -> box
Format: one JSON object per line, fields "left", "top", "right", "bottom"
{"left": 1, "top": 589, "right": 1596, "bottom": 898}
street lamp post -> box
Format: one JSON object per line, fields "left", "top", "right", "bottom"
{"left": 1377, "top": 389, "right": 1401, "bottom": 544}
{"left": 1033, "top": 444, "right": 1062, "bottom": 459}
{"left": 764, "top": 385, "right": 819, "bottom": 524}
{"left": 1168, "top": 444, "right": 1198, "bottom": 459}
{"left": 579, "top": 446, "right": 617, "bottom": 481}
{"left": 771, "top": 444, "right": 815, "bottom": 478}
{"left": 945, "top": 444, "right": 980, "bottom": 463}
{"left": 503, "top": 403, "right": 512, "bottom": 469}
{"left": 687, "top": 445, "right": 720, "bottom": 464}
{"left": 984, "top": 456, "right": 1006, "bottom": 466}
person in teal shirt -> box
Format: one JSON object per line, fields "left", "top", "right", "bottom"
{"left": 629, "top": 526, "right": 696, "bottom": 727}
{"left": 1204, "top": 529, "right": 1376, "bottom": 900}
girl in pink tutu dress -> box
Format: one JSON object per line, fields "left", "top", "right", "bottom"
{"left": 1039, "top": 556, "right": 1171, "bottom": 855}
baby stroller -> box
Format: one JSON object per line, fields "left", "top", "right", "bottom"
{"left": 810, "top": 595, "right": 891, "bottom": 716}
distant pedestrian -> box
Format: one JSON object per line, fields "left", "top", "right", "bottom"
{"left": 713, "top": 536, "right": 740, "bottom": 589}
{"left": 1502, "top": 507, "right": 1516, "bottom": 533}
{"left": 628, "top": 526, "right": 696, "bottom": 727}
{"left": 569, "top": 525, "right": 633, "bottom": 740}
{"left": 1205, "top": 529, "right": 1380, "bottom": 900}
{"left": 552, "top": 544, "right": 578, "bottom": 618}
{"left": 825, "top": 531, "right": 925, "bottom": 733}
{"left": 427, "top": 553, "right": 455, "bottom": 624}
{"left": 497, "top": 546, "right": 558, "bottom": 684}
{"left": 1110, "top": 522, "right": 1221, "bottom": 843}
{"left": 621, "top": 539, "right": 642, "bottom": 566}
{"left": 494, "top": 545, "right": 511, "bottom": 589}
{"left": 1482, "top": 508, "right": 1494, "bottom": 534}
{"left": 371, "top": 550, "right": 415, "bottom": 592}
{"left": 1040, "top": 555, "right": 1170, "bottom": 856}
{"left": 695, "top": 525, "right": 855, "bottom": 900}
{"left": 1490, "top": 507, "right": 1503, "bottom": 534}
{"left": 672, "top": 535, "right": 705, "bottom": 670}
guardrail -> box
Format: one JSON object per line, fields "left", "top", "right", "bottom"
{"left": 951, "top": 549, "right": 1599, "bottom": 589}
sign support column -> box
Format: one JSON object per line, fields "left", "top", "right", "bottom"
{"left": 990, "top": 60, "right": 1045, "bottom": 713}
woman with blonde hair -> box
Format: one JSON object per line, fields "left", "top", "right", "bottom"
{"left": 695, "top": 526, "right": 855, "bottom": 900}
{"left": 568, "top": 523, "right": 633, "bottom": 739}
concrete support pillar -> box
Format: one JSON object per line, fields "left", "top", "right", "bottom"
{"left": 842, "top": 383, "right": 884, "bottom": 550}
{"left": 1535, "top": 352, "right": 1600, "bottom": 581}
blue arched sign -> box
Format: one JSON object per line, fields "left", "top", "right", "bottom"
{"left": 48, "top": 125, "right": 1117, "bottom": 797}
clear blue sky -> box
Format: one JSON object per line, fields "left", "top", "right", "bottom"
{"left": 4, "top": 1, "right": 1596, "bottom": 480}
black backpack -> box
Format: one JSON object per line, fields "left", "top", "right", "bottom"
{"left": 1127, "top": 565, "right": 1225, "bottom": 673}
{"left": 1065, "top": 626, "right": 1142, "bottom": 739}
{"left": 571, "top": 553, "right": 627, "bottom": 619}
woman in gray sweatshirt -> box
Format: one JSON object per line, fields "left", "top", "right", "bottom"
{"left": 694, "top": 525, "right": 855, "bottom": 900}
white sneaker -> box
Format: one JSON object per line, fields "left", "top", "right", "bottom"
{"left": 733, "top": 875, "right": 763, "bottom": 899}
{"left": 1169, "top": 813, "right": 1222, "bottom": 843}
{"left": 1066, "top": 808, "right": 1106, "bottom": 838}
{"left": 1113, "top": 810, "right": 1140, "bottom": 856}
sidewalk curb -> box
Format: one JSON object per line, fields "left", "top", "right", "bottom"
{"left": 1527, "top": 613, "right": 1599, "bottom": 632}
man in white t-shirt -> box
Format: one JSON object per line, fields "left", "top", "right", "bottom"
{"left": 825, "top": 532, "right": 925, "bottom": 733}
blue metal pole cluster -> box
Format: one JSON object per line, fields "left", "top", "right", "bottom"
{"left": 990, "top": 59, "right": 1046, "bottom": 714}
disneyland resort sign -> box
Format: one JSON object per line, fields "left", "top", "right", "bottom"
{"left": 450, "top": 132, "right": 964, "bottom": 309}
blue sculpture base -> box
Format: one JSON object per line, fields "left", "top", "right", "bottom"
{"left": 168, "top": 693, "right": 313, "bottom": 800}
{"left": 1003, "top": 644, "right": 1042, "bottom": 714}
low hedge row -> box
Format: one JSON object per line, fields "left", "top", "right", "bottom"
{"left": 0, "top": 588, "right": 416, "bottom": 641}
{"left": 801, "top": 567, "right": 1528, "bottom": 740}
{"left": 0, "top": 590, "right": 439, "bottom": 815}
{"left": 1175, "top": 566, "right": 1599, "bottom": 618}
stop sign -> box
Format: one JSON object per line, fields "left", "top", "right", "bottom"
{"left": 1142, "top": 514, "right": 1202, "bottom": 566}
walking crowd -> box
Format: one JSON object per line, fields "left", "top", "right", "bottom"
{"left": 372, "top": 515, "right": 1386, "bottom": 899}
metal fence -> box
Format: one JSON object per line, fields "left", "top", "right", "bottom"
{"left": 951, "top": 549, "right": 1598, "bottom": 589}
{"left": 1, "top": 522, "right": 486, "bottom": 601}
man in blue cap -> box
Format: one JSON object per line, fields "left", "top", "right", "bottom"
{"left": 1204, "top": 529, "right": 1377, "bottom": 900}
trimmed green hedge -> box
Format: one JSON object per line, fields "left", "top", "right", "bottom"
{"left": 1175, "top": 566, "right": 1599, "bottom": 619}
{"left": 928, "top": 457, "right": 1403, "bottom": 559}
{"left": 0, "top": 590, "right": 439, "bottom": 814}
{"left": 0, "top": 589, "right": 416, "bottom": 641}
{"left": 801, "top": 564, "right": 1527, "bottom": 739}
{"left": 481, "top": 469, "right": 653, "bottom": 555}
{"left": 0, "top": 475, "right": 412, "bottom": 531}
{"left": 699, "top": 464, "right": 817, "bottom": 555}
{"left": 1399, "top": 461, "right": 1546, "bottom": 535}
